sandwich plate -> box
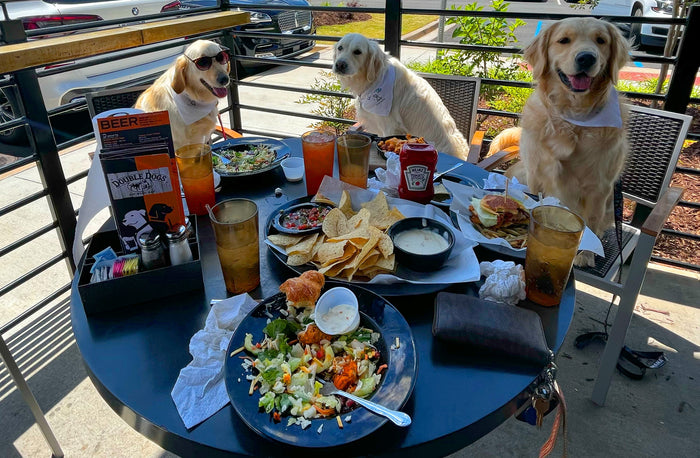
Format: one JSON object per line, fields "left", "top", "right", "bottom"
{"left": 223, "top": 281, "right": 417, "bottom": 448}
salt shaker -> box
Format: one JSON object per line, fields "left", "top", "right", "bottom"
{"left": 138, "top": 231, "right": 167, "bottom": 270}
{"left": 166, "top": 224, "right": 193, "bottom": 265}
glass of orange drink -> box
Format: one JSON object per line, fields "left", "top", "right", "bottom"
{"left": 175, "top": 143, "right": 216, "bottom": 215}
{"left": 301, "top": 130, "right": 336, "bottom": 195}
{"left": 337, "top": 132, "right": 372, "bottom": 188}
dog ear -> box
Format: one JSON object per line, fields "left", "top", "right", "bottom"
{"left": 525, "top": 23, "right": 555, "bottom": 81}
{"left": 605, "top": 22, "right": 630, "bottom": 84}
{"left": 366, "top": 39, "right": 387, "bottom": 83}
{"left": 171, "top": 56, "right": 189, "bottom": 94}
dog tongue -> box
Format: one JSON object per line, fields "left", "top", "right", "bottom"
{"left": 568, "top": 74, "right": 592, "bottom": 91}
{"left": 212, "top": 86, "right": 228, "bottom": 98}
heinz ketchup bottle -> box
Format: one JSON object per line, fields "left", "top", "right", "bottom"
{"left": 398, "top": 142, "right": 438, "bottom": 204}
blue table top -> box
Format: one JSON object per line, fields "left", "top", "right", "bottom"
{"left": 70, "top": 137, "right": 574, "bottom": 457}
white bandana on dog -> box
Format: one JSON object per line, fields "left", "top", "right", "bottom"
{"left": 358, "top": 65, "right": 395, "bottom": 116}
{"left": 170, "top": 87, "right": 218, "bottom": 125}
{"left": 561, "top": 87, "right": 623, "bottom": 128}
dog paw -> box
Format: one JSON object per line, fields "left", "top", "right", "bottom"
{"left": 574, "top": 251, "right": 596, "bottom": 268}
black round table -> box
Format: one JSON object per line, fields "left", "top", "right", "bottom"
{"left": 70, "top": 138, "right": 575, "bottom": 457}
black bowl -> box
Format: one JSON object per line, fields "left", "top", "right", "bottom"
{"left": 387, "top": 217, "right": 455, "bottom": 272}
{"left": 271, "top": 202, "right": 334, "bottom": 235}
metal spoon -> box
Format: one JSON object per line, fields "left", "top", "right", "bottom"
{"left": 433, "top": 162, "right": 464, "bottom": 181}
{"left": 318, "top": 378, "right": 412, "bottom": 427}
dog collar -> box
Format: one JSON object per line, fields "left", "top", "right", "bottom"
{"left": 171, "top": 87, "right": 218, "bottom": 125}
{"left": 560, "top": 87, "right": 623, "bottom": 128}
{"left": 358, "top": 65, "right": 395, "bottom": 117}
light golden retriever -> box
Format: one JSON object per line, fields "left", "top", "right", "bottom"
{"left": 135, "top": 40, "right": 230, "bottom": 151}
{"left": 492, "top": 18, "right": 630, "bottom": 266}
{"left": 333, "top": 33, "right": 469, "bottom": 160}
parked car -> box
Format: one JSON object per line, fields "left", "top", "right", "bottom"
{"left": 177, "top": 0, "right": 316, "bottom": 71}
{"left": 590, "top": 0, "right": 675, "bottom": 48}
{"left": 0, "top": 0, "right": 190, "bottom": 145}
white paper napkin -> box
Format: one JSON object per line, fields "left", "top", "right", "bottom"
{"left": 171, "top": 293, "right": 258, "bottom": 429}
{"left": 266, "top": 176, "right": 481, "bottom": 285}
{"left": 482, "top": 172, "right": 529, "bottom": 193}
{"left": 444, "top": 179, "right": 604, "bottom": 256}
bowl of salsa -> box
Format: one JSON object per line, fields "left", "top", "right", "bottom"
{"left": 272, "top": 203, "right": 334, "bottom": 235}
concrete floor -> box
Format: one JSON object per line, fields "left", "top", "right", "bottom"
{"left": 1, "top": 33, "right": 699, "bottom": 458}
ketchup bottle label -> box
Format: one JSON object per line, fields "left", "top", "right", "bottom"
{"left": 399, "top": 142, "right": 438, "bottom": 204}
{"left": 403, "top": 164, "right": 431, "bottom": 191}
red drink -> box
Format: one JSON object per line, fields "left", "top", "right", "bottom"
{"left": 398, "top": 142, "right": 438, "bottom": 204}
{"left": 301, "top": 130, "right": 335, "bottom": 195}
{"left": 175, "top": 144, "right": 216, "bottom": 215}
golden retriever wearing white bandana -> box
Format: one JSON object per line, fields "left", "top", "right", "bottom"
{"left": 333, "top": 33, "right": 469, "bottom": 160}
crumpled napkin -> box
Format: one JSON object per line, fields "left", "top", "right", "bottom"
{"left": 171, "top": 293, "right": 258, "bottom": 429}
{"left": 479, "top": 260, "right": 526, "bottom": 306}
{"left": 483, "top": 173, "right": 530, "bottom": 193}
{"left": 368, "top": 151, "right": 401, "bottom": 194}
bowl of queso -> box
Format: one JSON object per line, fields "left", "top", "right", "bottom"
{"left": 387, "top": 217, "right": 455, "bottom": 271}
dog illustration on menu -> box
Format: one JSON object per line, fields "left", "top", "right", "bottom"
{"left": 120, "top": 209, "right": 154, "bottom": 251}
{"left": 148, "top": 203, "right": 174, "bottom": 235}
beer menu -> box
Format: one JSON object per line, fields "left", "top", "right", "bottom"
{"left": 97, "top": 111, "right": 186, "bottom": 253}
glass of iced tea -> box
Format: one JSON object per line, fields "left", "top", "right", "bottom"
{"left": 301, "top": 130, "right": 336, "bottom": 195}
{"left": 525, "top": 205, "right": 585, "bottom": 307}
{"left": 175, "top": 143, "right": 216, "bottom": 215}
{"left": 208, "top": 198, "right": 260, "bottom": 294}
{"left": 337, "top": 133, "right": 371, "bottom": 188}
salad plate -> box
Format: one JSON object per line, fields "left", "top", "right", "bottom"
{"left": 212, "top": 136, "right": 290, "bottom": 178}
{"left": 223, "top": 281, "right": 417, "bottom": 448}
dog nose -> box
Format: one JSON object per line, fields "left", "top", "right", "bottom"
{"left": 217, "top": 74, "right": 230, "bottom": 86}
{"left": 334, "top": 60, "right": 347, "bottom": 74}
{"left": 575, "top": 52, "right": 597, "bottom": 72}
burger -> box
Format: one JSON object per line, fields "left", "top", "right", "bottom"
{"left": 468, "top": 194, "right": 530, "bottom": 248}
{"left": 469, "top": 194, "right": 529, "bottom": 229}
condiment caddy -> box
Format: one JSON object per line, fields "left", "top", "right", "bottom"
{"left": 77, "top": 216, "right": 203, "bottom": 315}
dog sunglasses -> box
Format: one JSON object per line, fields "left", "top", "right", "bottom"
{"left": 186, "top": 48, "right": 230, "bottom": 71}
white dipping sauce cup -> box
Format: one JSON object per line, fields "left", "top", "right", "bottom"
{"left": 315, "top": 287, "right": 360, "bottom": 335}
{"left": 281, "top": 157, "right": 305, "bottom": 182}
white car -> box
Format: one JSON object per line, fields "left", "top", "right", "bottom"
{"left": 591, "top": 0, "right": 674, "bottom": 48}
{"left": 1, "top": 0, "right": 186, "bottom": 144}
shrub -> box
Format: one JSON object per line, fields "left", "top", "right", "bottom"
{"left": 296, "top": 71, "right": 354, "bottom": 135}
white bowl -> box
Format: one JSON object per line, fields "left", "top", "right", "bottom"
{"left": 315, "top": 287, "right": 360, "bottom": 335}
{"left": 281, "top": 157, "right": 304, "bottom": 182}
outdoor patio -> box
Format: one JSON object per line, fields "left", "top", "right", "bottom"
{"left": 1, "top": 4, "right": 699, "bottom": 456}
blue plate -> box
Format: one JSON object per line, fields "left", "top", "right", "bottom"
{"left": 224, "top": 281, "right": 417, "bottom": 448}
{"left": 212, "top": 136, "right": 290, "bottom": 178}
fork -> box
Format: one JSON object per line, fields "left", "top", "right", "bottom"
{"left": 318, "top": 378, "right": 411, "bottom": 427}
{"left": 211, "top": 150, "right": 231, "bottom": 165}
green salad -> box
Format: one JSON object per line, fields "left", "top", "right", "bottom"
{"left": 239, "top": 311, "right": 384, "bottom": 430}
{"left": 213, "top": 144, "right": 276, "bottom": 174}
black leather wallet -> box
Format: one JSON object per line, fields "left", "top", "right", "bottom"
{"left": 433, "top": 292, "right": 553, "bottom": 367}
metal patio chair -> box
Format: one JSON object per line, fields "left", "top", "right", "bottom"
{"left": 85, "top": 85, "right": 241, "bottom": 141}
{"left": 572, "top": 104, "right": 690, "bottom": 405}
{"left": 419, "top": 73, "right": 521, "bottom": 170}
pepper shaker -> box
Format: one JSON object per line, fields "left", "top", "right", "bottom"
{"left": 138, "top": 231, "right": 168, "bottom": 270}
{"left": 167, "top": 224, "right": 194, "bottom": 265}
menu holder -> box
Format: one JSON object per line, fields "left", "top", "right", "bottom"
{"left": 97, "top": 111, "right": 186, "bottom": 253}
{"left": 77, "top": 218, "right": 203, "bottom": 316}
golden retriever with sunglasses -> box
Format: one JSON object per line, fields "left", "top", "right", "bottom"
{"left": 135, "top": 39, "right": 230, "bottom": 150}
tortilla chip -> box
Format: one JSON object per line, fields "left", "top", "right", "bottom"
{"left": 327, "top": 226, "right": 371, "bottom": 245}
{"left": 347, "top": 208, "right": 371, "bottom": 230}
{"left": 373, "top": 253, "right": 395, "bottom": 271}
{"left": 322, "top": 208, "right": 349, "bottom": 238}
{"left": 372, "top": 207, "right": 406, "bottom": 230}
{"left": 338, "top": 190, "right": 356, "bottom": 219}
{"left": 377, "top": 232, "right": 394, "bottom": 258}
{"left": 287, "top": 251, "right": 315, "bottom": 266}
{"left": 286, "top": 233, "right": 319, "bottom": 256}
{"left": 315, "top": 240, "right": 350, "bottom": 266}
{"left": 311, "top": 191, "right": 336, "bottom": 206}
{"left": 268, "top": 233, "right": 305, "bottom": 247}
{"left": 361, "top": 191, "right": 389, "bottom": 221}
{"left": 358, "top": 250, "right": 380, "bottom": 270}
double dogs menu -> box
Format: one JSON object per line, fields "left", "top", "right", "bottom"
{"left": 98, "top": 111, "right": 186, "bottom": 252}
